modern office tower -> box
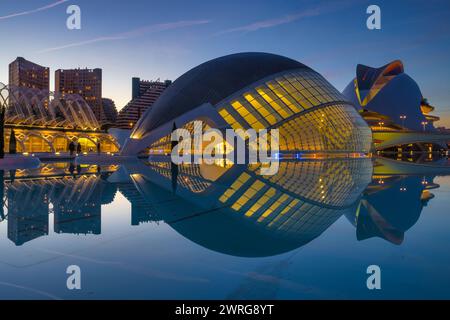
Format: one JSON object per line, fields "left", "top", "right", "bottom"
{"left": 55, "top": 68, "right": 104, "bottom": 123}
{"left": 102, "top": 98, "right": 118, "bottom": 124}
{"left": 115, "top": 78, "right": 171, "bottom": 129}
{"left": 8, "top": 57, "right": 50, "bottom": 91}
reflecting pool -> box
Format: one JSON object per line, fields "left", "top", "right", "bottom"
{"left": 1, "top": 157, "right": 450, "bottom": 299}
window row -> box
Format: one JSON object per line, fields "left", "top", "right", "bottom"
{"left": 218, "top": 70, "right": 347, "bottom": 132}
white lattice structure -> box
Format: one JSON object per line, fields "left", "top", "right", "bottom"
{"left": 0, "top": 83, "right": 120, "bottom": 154}
{"left": 1, "top": 82, "right": 99, "bottom": 130}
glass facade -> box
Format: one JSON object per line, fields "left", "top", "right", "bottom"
{"left": 144, "top": 68, "right": 372, "bottom": 156}
{"left": 217, "top": 69, "right": 372, "bottom": 153}
{"left": 145, "top": 162, "right": 213, "bottom": 193}
{"left": 140, "top": 159, "right": 372, "bottom": 231}
{"left": 2, "top": 128, "right": 119, "bottom": 154}
{"left": 276, "top": 104, "right": 371, "bottom": 152}
{"left": 218, "top": 159, "right": 372, "bottom": 235}
{"left": 148, "top": 121, "right": 213, "bottom": 155}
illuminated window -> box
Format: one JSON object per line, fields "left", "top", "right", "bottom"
{"left": 245, "top": 187, "right": 276, "bottom": 217}
{"left": 219, "top": 172, "right": 251, "bottom": 203}
{"left": 258, "top": 194, "right": 290, "bottom": 222}
{"left": 231, "top": 101, "right": 264, "bottom": 130}
{"left": 268, "top": 199, "right": 300, "bottom": 227}
{"left": 219, "top": 108, "right": 242, "bottom": 130}
{"left": 243, "top": 93, "right": 277, "bottom": 125}
{"left": 256, "top": 86, "right": 291, "bottom": 119}
{"left": 267, "top": 80, "right": 301, "bottom": 113}
{"left": 231, "top": 180, "right": 265, "bottom": 211}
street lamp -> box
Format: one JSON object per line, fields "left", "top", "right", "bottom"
{"left": 400, "top": 115, "right": 407, "bottom": 128}
{"left": 421, "top": 121, "right": 428, "bottom": 131}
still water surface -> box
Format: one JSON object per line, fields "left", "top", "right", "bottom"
{"left": 0, "top": 158, "right": 450, "bottom": 299}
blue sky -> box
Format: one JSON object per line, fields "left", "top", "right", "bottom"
{"left": 1, "top": 0, "right": 450, "bottom": 126}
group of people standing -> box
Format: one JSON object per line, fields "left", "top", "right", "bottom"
{"left": 68, "top": 141, "right": 101, "bottom": 156}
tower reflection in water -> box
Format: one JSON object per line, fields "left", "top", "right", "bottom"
{"left": 0, "top": 159, "right": 444, "bottom": 253}
{"left": 1, "top": 164, "right": 118, "bottom": 246}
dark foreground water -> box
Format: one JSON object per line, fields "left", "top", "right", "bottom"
{"left": 1, "top": 157, "right": 450, "bottom": 300}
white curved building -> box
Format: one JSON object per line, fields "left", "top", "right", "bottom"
{"left": 0, "top": 83, "right": 119, "bottom": 154}
{"left": 122, "top": 52, "right": 372, "bottom": 156}
{"left": 6, "top": 84, "right": 100, "bottom": 130}
{"left": 342, "top": 60, "right": 450, "bottom": 152}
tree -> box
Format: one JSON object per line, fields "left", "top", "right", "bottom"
{"left": 421, "top": 97, "right": 430, "bottom": 106}
{"left": 0, "top": 112, "right": 4, "bottom": 159}
{"left": 0, "top": 89, "right": 5, "bottom": 159}
{"left": 9, "top": 128, "right": 17, "bottom": 154}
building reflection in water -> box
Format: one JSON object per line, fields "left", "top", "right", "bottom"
{"left": 346, "top": 174, "right": 439, "bottom": 245}
{"left": 0, "top": 158, "right": 446, "bottom": 253}
{"left": 125, "top": 159, "right": 373, "bottom": 257}
{"left": 7, "top": 180, "right": 50, "bottom": 246}
{"left": 2, "top": 163, "right": 118, "bottom": 245}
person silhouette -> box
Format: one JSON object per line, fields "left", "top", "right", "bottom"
{"left": 69, "top": 141, "right": 75, "bottom": 156}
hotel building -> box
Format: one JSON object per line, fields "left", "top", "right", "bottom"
{"left": 102, "top": 98, "right": 118, "bottom": 125}
{"left": 115, "top": 78, "right": 171, "bottom": 129}
{"left": 9, "top": 57, "right": 49, "bottom": 91}
{"left": 55, "top": 68, "right": 103, "bottom": 123}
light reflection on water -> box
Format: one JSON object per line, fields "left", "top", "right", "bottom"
{"left": 0, "top": 158, "right": 450, "bottom": 299}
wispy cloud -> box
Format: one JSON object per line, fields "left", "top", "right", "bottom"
{"left": 218, "top": 8, "right": 321, "bottom": 35}
{"left": 38, "top": 20, "right": 211, "bottom": 53}
{"left": 0, "top": 0, "right": 68, "bottom": 20}
{"left": 217, "top": 0, "right": 356, "bottom": 35}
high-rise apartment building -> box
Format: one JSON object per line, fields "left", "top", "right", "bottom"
{"left": 9, "top": 57, "right": 49, "bottom": 91}
{"left": 55, "top": 68, "right": 103, "bottom": 123}
{"left": 115, "top": 78, "right": 171, "bottom": 129}
{"left": 102, "top": 98, "right": 118, "bottom": 124}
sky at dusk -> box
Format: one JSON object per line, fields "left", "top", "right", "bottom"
{"left": 1, "top": 0, "right": 450, "bottom": 126}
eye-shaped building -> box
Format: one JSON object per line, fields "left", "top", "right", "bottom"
{"left": 121, "top": 52, "right": 372, "bottom": 156}
{"left": 124, "top": 158, "right": 373, "bottom": 257}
